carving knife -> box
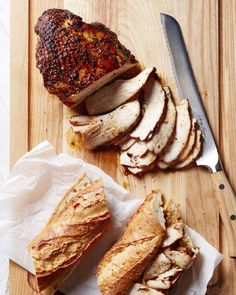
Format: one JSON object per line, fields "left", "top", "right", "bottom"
{"left": 161, "top": 13, "right": 236, "bottom": 257}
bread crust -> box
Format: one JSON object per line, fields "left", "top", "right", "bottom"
{"left": 28, "top": 175, "right": 110, "bottom": 294}
{"left": 96, "top": 191, "right": 166, "bottom": 295}
{"left": 35, "top": 9, "right": 137, "bottom": 106}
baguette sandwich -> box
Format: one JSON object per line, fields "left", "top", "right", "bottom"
{"left": 97, "top": 190, "right": 166, "bottom": 294}
{"left": 97, "top": 191, "right": 199, "bottom": 295}
{"left": 28, "top": 173, "right": 110, "bottom": 294}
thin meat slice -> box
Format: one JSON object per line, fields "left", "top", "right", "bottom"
{"left": 111, "top": 132, "right": 133, "bottom": 146}
{"left": 175, "top": 118, "right": 198, "bottom": 163}
{"left": 70, "top": 100, "right": 140, "bottom": 149}
{"left": 146, "top": 87, "right": 176, "bottom": 155}
{"left": 143, "top": 253, "right": 172, "bottom": 281}
{"left": 120, "top": 150, "right": 157, "bottom": 168}
{"left": 126, "top": 166, "right": 143, "bottom": 175}
{"left": 156, "top": 118, "right": 197, "bottom": 170}
{"left": 120, "top": 138, "right": 137, "bottom": 151}
{"left": 159, "top": 100, "right": 191, "bottom": 164}
{"left": 85, "top": 67, "right": 155, "bottom": 115}
{"left": 130, "top": 78, "right": 167, "bottom": 141}
{"left": 174, "top": 129, "right": 202, "bottom": 169}
{"left": 129, "top": 283, "right": 165, "bottom": 295}
{"left": 127, "top": 141, "right": 148, "bottom": 158}
{"left": 126, "top": 162, "right": 156, "bottom": 175}
{"left": 156, "top": 160, "right": 169, "bottom": 170}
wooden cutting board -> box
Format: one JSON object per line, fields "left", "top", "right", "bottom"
{"left": 9, "top": 0, "right": 236, "bottom": 294}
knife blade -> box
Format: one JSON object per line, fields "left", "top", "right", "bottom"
{"left": 161, "top": 13, "right": 236, "bottom": 257}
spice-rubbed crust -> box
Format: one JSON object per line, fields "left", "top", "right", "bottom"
{"left": 28, "top": 176, "right": 111, "bottom": 294}
{"left": 35, "top": 9, "right": 137, "bottom": 107}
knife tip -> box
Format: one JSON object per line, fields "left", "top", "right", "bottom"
{"left": 160, "top": 13, "right": 180, "bottom": 27}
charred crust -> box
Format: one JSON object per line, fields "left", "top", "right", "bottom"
{"left": 35, "top": 9, "right": 137, "bottom": 105}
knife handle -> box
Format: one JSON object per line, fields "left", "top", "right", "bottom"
{"left": 211, "top": 170, "right": 236, "bottom": 258}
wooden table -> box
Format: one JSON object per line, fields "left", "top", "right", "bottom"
{"left": 10, "top": 0, "right": 236, "bottom": 294}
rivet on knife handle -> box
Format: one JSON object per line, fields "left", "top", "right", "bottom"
{"left": 211, "top": 171, "right": 236, "bottom": 258}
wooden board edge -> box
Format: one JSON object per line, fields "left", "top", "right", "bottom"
{"left": 10, "top": 0, "right": 29, "bottom": 168}
{"left": 9, "top": 0, "right": 31, "bottom": 294}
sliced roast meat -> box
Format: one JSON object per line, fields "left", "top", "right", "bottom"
{"left": 127, "top": 141, "right": 148, "bottom": 158}
{"left": 159, "top": 100, "right": 191, "bottom": 164}
{"left": 162, "top": 200, "right": 185, "bottom": 247}
{"left": 143, "top": 253, "right": 172, "bottom": 281}
{"left": 129, "top": 283, "right": 165, "bottom": 295}
{"left": 164, "top": 249, "right": 193, "bottom": 269}
{"left": 162, "top": 224, "right": 185, "bottom": 247}
{"left": 70, "top": 100, "right": 140, "bottom": 149}
{"left": 126, "top": 162, "right": 156, "bottom": 175}
{"left": 146, "top": 87, "right": 176, "bottom": 155}
{"left": 175, "top": 118, "right": 197, "bottom": 163}
{"left": 174, "top": 129, "right": 202, "bottom": 169}
{"left": 156, "top": 161, "right": 169, "bottom": 170}
{"left": 126, "top": 166, "right": 143, "bottom": 175}
{"left": 130, "top": 78, "right": 167, "bottom": 141}
{"left": 156, "top": 121, "right": 202, "bottom": 170}
{"left": 35, "top": 9, "right": 137, "bottom": 107}
{"left": 146, "top": 278, "right": 172, "bottom": 290}
{"left": 85, "top": 67, "right": 155, "bottom": 115}
{"left": 120, "top": 150, "right": 156, "bottom": 168}
{"left": 120, "top": 138, "right": 137, "bottom": 151}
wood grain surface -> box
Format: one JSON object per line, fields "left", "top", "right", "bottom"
{"left": 9, "top": 0, "right": 236, "bottom": 294}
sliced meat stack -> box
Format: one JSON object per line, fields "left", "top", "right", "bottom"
{"left": 70, "top": 100, "right": 141, "bottom": 149}
{"left": 70, "top": 67, "right": 202, "bottom": 174}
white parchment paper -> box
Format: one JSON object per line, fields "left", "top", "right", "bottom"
{"left": 0, "top": 141, "right": 223, "bottom": 295}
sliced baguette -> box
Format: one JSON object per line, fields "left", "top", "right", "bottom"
{"left": 28, "top": 176, "right": 110, "bottom": 294}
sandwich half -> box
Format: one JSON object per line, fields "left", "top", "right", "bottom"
{"left": 97, "top": 192, "right": 199, "bottom": 295}
{"left": 97, "top": 190, "right": 166, "bottom": 295}
{"left": 28, "top": 173, "right": 110, "bottom": 294}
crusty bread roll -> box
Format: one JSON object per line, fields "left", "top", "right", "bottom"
{"left": 28, "top": 173, "right": 110, "bottom": 294}
{"left": 97, "top": 190, "right": 166, "bottom": 295}
{"left": 97, "top": 193, "right": 199, "bottom": 295}
{"left": 130, "top": 200, "right": 199, "bottom": 295}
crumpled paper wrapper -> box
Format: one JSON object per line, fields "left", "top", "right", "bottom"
{"left": 0, "top": 141, "right": 223, "bottom": 295}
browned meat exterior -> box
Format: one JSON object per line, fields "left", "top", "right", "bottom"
{"left": 35, "top": 9, "right": 137, "bottom": 107}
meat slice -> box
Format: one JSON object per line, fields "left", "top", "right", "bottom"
{"left": 156, "top": 161, "right": 169, "bottom": 170}
{"left": 120, "top": 150, "right": 157, "bottom": 168}
{"left": 129, "top": 284, "right": 165, "bottom": 295}
{"left": 174, "top": 129, "right": 202, "bottom": 169}
{"left": 175, "top": 118, "right": 197, "bottom": 163}
{"left": 130, "top": 78, "right": 167, "bottom": 141}
{"left": 35, "top": 9, "right": 137, "bottom": 107}
{"left": 158, "top": 126, "right": 202, "bottom": 170}
{"left": 156, "top": 118, "right": 197, "bottom": 170}
{"left": 164, "top": 250, "right": 193, "bottom": 269}
{"left": 70, "top": 100, "right": 140, "bottom": 149}
{"left": 146, "top": 87, "right": 176, "bottom": 155}
{"left": 146, "top": 266, "right": 182, "bottom": 290}
{"left": 85, "top": 67, "right": 155, "bottom": 115}
{"left": 127, "top": 142, "right": 148, "bottom": 158}
{"left": 143, "top": 253, "right": 172, "bottom": 281}
{"left": 126, "top": 163, "right": 156, "bottom": 175}
{"left": 158, "top": 100, "right": 191, "bottom": 164}
{"left": 120, "top": 138, "right": 137, "bottom": 151}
